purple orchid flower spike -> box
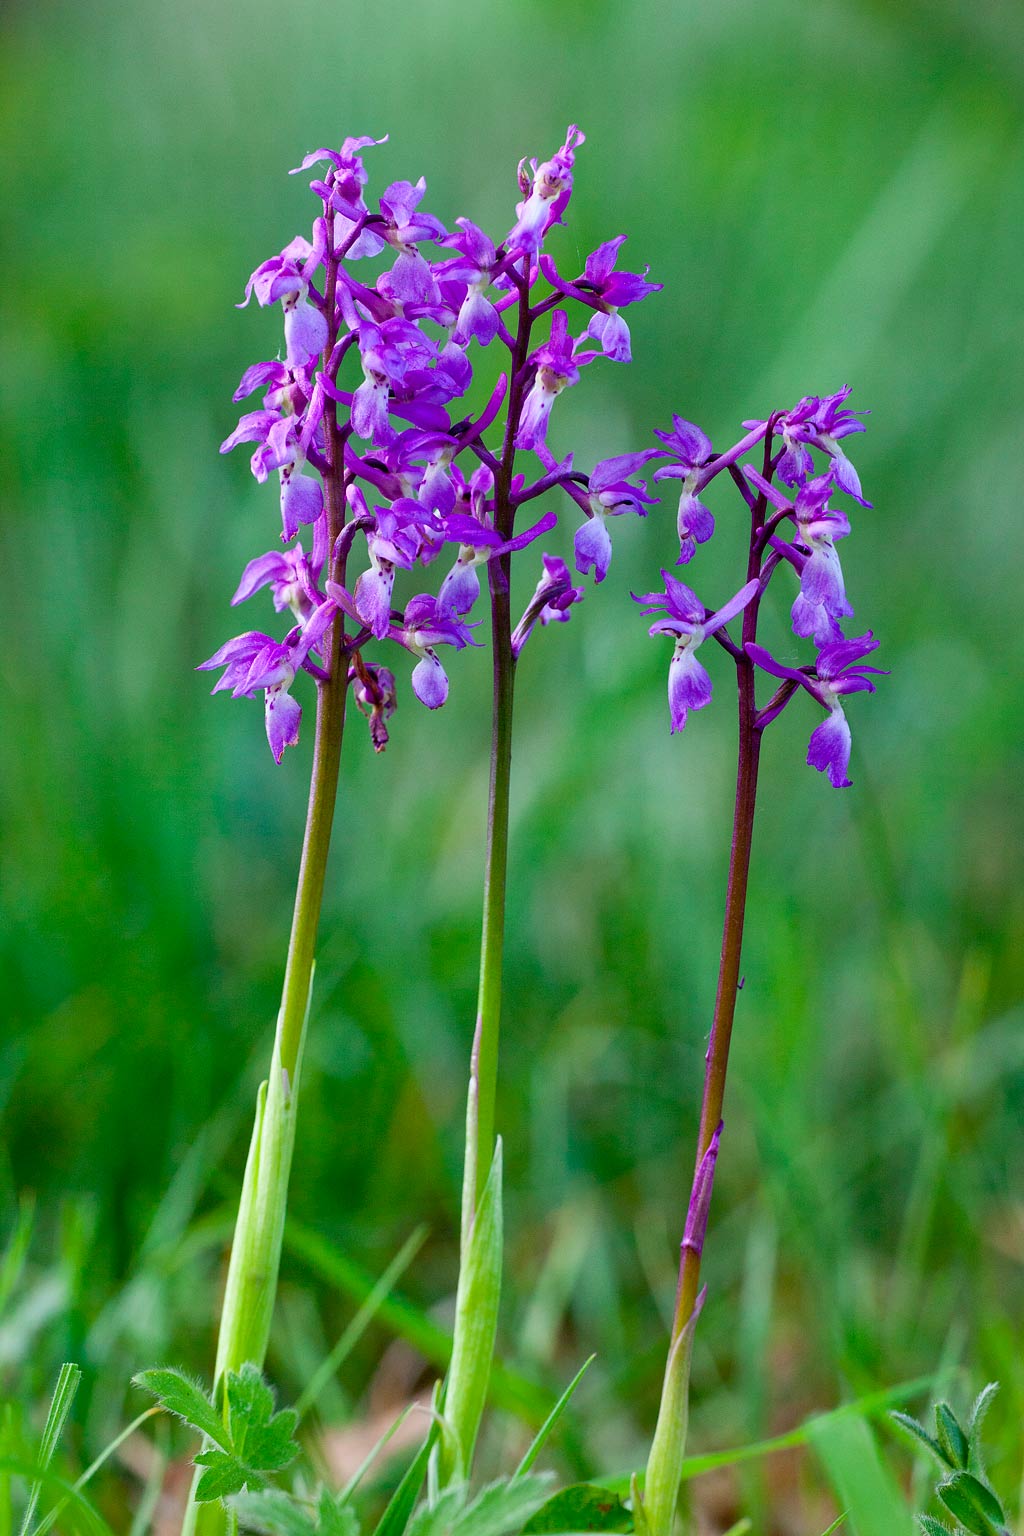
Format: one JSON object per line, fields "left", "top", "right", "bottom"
{"left": 198, "top": 596, "right": 338, "bottom": 763}
{"left": 652, "top": 416, "right": 716, "bottom": 564}
{"left": 573, "top": 449, "right": 660, "bottom": 582}
{"left": 747, "top": 632, "right": 886, "bottom": 788}
{"left": 511, "top": 553, "right": 585, "bottom": 658}
{"left": 515, "top": 311, "right": 582, "bottom": 453}
{"left": 507, "top": 125, "right": 586, "bottom": 257}
{"left": 635, "top": 571, "right": 758, "bottom": 733}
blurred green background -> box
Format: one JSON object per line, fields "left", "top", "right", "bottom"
{"left": 2, "top": 0, "right": 1023, "bottom": 1528}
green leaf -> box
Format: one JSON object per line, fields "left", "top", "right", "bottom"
{"left": 453, "top": 1476, "right": 553, "bottom": 1536}
{"left": 934, "top": 1405, "right": 969, "bottom": 1470}
{"left": 132, "top": 1368, "right": 229, "bottom": 1450}
{"left": 405, "top": 1485, "right": 466, "bottom": 1536}
{"left": 224, "top": 1365, "right": 300, "bottom": 1474}
{"left": 371, "top": 1419, "right": 439, "bottom": 1536}
{"left": 231, "top": 1490, "right": 318, "bottom": 1536}
{"left": 522, "top": 1483, "right": 631, "bottom": 1535}
{"left": 967, "top": 1384, "right": 999, "bottom": 1473}
{"left": 889, "top": 1413, "right": 950, "bottom": 1468}
{"left": 317, "top": 1491, "right": 359, "bottom": 1536}
{"left": 815, "top": 1518, "right": 848, "bottom": 1536}
{"left": 442, "top": 1139, "right": 504, "bottom": 1481}
{"left": 916, "top": 1518, "right": 952, "bottom": 1536}
{"left": 513, "top": 1357, "right": 595, "bottom": 1480}
{"left": 194, "top": 1450, "right": 262, "bottom": 1503}
{"left": 936, "top": 1471, "right": 1005, "bottom": 1534}
{"left": 809, "top": 1409, "right": 915, "bottom": 1536}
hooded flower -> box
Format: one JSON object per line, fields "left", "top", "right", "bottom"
{"left": 198, "top": 597, "right": 338, "bottom": 763}
{"left": 220, "top": 412, "right": 324, "bottom": 540}
{"left": 573, "top": 449, "right": 660, "bottom": 582}
{"left": 511, "top": 553, "right": 585, "bottom": 657}
{"left": 652, "top": 416, "right": 716, "bottom": 564}
{"left": 515, "top": 311, "right": 581, "bottom": 453}
{"left": 507, "top": 125, "right": 586, "bottom": 255}
{"left": 747, "top": 633, "right": 885, "bottom": 788}
{"left": 239, "top": 236, "right": 328, "bottom": 367}
{"left": 540, "top": 236, "right": 661, "bottom": 363}
{"left": 435, "top": 508, "right": 557, "bottom": 616}
{"left": 634, "top": 571, "right": 758, "bottom": 733}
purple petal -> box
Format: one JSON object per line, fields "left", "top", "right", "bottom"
{"left": 354, "top": 563, "right": 395, "bottom": 639}
{"left": 410, "top": 650, "right": 449, "bottom": 708}
{"left": 232, "top": 551, "right": 288, "bottom": 605}
{"left": 807, "top": 708, "right": 852, "bottom": 788}
{"left": 265, "top": 687, "right": 301, "bottom": 763}
{"left": 668, "top": 648, "right": 713, "bottom": 733}
{"left": 284, "top": 299, "right": 328, "bottom": 367}
{"left": 281, "top": 469, "right": 324, "bottom": 540}
{"left": 437, "top": 559, "right": 481, "bottom": 616}
{"left": 574, "top": 516, "right": 613, "bottom": 583}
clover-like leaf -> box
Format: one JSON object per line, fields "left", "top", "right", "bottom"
{"left": 934, "top": 1404, "right": 969, "bottom": 1470}
{"left": 891, "top": 1411, "right": 950, "bottom": 1468}
{"left": 937, "top": 1470, "right": 1005, "bottom": 1536}
{"left": 132, "top": 1367, "right": 229, "bottom": 1450}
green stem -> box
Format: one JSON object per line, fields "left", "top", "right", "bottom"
{"left": 183, "top": 251, "right": 349, "bottom": 1536}
{"left": 460, "top": 260, "right": 531, "bottom": 1243}
{"left": 442, "top": 261, "right": 533, "bottom": 1483}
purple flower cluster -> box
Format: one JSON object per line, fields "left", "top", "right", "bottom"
{"left": 202, "top": 127, "right": 661, "bottom": 760}
{"left": 632, "top": 392, "right": 884, "bottom": 788}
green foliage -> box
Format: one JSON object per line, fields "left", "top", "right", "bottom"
{"left": 521, "top": 1482, "right": 631, "bottom": 1534}
{"left": 512, "top": 1357, "right": 594, "bottom": 1480}
{"left": 893, "top": 1391, "right": 1010, "bottom": 1536}
{"left": 132, "top": 1368, "right": 230, "bottom": 1450}
{"left": 17, "top": 1364, "right": 82, "bottom": 1536}
{"left": 135, "top": 1363, "right": 299, "bottom": 1503}
{"left": 810, "top": 1410, "right": 914, "bottom": 1536}
{"left": 441, "top": 1141, "right": 504, "bottom": 1482}
{"left": 233, "top": 1487, "right": 358, "bottom": 1536}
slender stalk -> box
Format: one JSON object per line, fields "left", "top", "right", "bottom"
{"left": 182, "top": 246, "right": 350, "bottom": 1536}
{"left": 442, "top": 259, "right": 533, "bottom": 1483}
{"left": 461, "top": 259, "right": 532, "bottom": 1237}
{"left": 212, "top": 238, "right": 350, "bottom": 1385}
{"left": 642, "top": 438, "right": 773, "bottom": 1536}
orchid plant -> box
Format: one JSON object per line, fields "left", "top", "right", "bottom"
{"left": 136, "top": 124, "right": 886, "bottom": 1536}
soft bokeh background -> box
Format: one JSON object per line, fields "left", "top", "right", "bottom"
{"left": 2, "top": 0, "right": 1023, "bottom": 1528}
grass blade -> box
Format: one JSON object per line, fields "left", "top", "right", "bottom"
{"left": 513, "top": 1355, "right": 595, "bottom": 1479}
{"left": 18, "top": 1364, "right": 81, "bottom": 1536}
{"left": 809, "top": 1410, "right": 914, "bottom": 1536}
{"left": 296, "top": 1227, "right": 427, "bottom": 1419}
